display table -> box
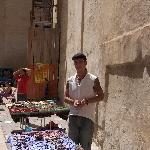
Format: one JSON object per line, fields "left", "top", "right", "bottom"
{"left": 8, "top": 101, "right": 70, "bottom": 129}
{"left": 7, "top": 130, "right": 81, "bottom": 150}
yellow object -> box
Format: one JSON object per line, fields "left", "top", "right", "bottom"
{"left": 34, "top": 64, "right": 49, "bottom": 83}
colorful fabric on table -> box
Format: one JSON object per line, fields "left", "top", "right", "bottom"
{"left": 7, "top": 130, "right": 80, "bottom": 150}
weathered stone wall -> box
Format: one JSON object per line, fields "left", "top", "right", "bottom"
{"left": 0, "top": 0, "right": 31, "bottom": 69}
{"left": 59, "top": 0, "right": 150, "bottom": 149}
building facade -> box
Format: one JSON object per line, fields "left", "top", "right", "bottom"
{"left": 59, "top": 0, "right": 150, "bottom": 149}
{"left": 0, "top": 0, "right": 31, "bottom": 69}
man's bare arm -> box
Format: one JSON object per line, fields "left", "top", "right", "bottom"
{"left": 64, "top": 81, "right": 78, "bottom": 107}
{"left": 64, "top": 81, "right": 75, "bottom": 105}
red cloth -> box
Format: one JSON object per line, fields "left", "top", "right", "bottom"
{"left": 16, "top": 75, "right": 29, "bottom": 94}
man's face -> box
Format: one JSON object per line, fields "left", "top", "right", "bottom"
{"left": 73, "top": 58, "right": 87, "bottom": 71}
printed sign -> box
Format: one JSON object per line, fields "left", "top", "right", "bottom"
{"left": 34, "top": 64, "right": 49, "bottom": 83}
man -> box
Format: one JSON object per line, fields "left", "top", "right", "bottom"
{"left": 13, "top": 68, "right": 31, "bottom": 101}
{"left": 13, "top": 68, "right": 31, "bottom": 124}
{"left": 64, "top": 52, "right": 104, "bottom": 150}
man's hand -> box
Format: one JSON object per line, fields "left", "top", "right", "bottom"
{"left": 74, "top": 99, "right": 88, "bottom": 107}
{"left": 81, "top": 99, "right": 88, "bottom": 105}
{"left": 74, "top": 100, "right": 81, "bottom": 107}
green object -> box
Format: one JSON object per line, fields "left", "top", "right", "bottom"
{"left": 25, "top": 126, "right": 32, "bottom": 132}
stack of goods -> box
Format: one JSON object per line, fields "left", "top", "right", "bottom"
{"left": 8, "top": 101, "right": 69, "bottom": 114}
{"left": 7, "top": 130, "right": 81, "bottom": 150}
{"left": 8, "top": 102, "right": 38, "bottom": 113}
{"left": 31, "top": 101, "right": 54, "bottom": 112}
{"left": 54, "top": 105, "right": 70, "bottom": 113}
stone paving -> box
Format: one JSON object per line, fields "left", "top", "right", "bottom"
{"left": 0, "top": 102, "right": 99, "bottom": 150}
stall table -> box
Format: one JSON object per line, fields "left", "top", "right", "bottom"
{"left": 8, "top": 102, "right": 69, "bottom": 129}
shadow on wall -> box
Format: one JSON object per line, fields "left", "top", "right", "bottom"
{"left": 58, "top": 0, "right": 68, "bottom": 102}
{"left": 95, "top": 37, "right": 150, "bottom": 149}
{"left": 106, "top": 55, "right": 150, "bottom": 79}
{"left": 99, "top": 58, "right": 150, "bottom": 149}
{"left": 104, "top": 54, "right": 150, "bottom": 106}
{"left": 59, "top": 0, "right": 84, "bottom": 100}
{"left": 105, "top": 36, "right": 150, "bottom": 79}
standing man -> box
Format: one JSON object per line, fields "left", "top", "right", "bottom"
{"left": 13, "top": 68, "right": 31, "bottom": 102}
{"left": 64, "top": 52, "right": 104, "bottom": 150}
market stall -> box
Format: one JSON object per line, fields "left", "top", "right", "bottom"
{"left": 5, "top": 100, "right": 80, "bottom": 150}
{"left": 8, "top": 101, "right": 69, "bottom": 129}
{"left": 7, "top": 130, "right": 82, "bottom": 150}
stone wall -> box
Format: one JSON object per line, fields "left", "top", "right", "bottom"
{"left": 0, "top": 0, "right": 31, "bottom": 69}
{"left": 59, "top": 0, "right": 150, "bottom": 149}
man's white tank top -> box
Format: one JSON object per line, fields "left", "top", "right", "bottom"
{"left": 68, "top": 73, "right": 97, "bottom": 122}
